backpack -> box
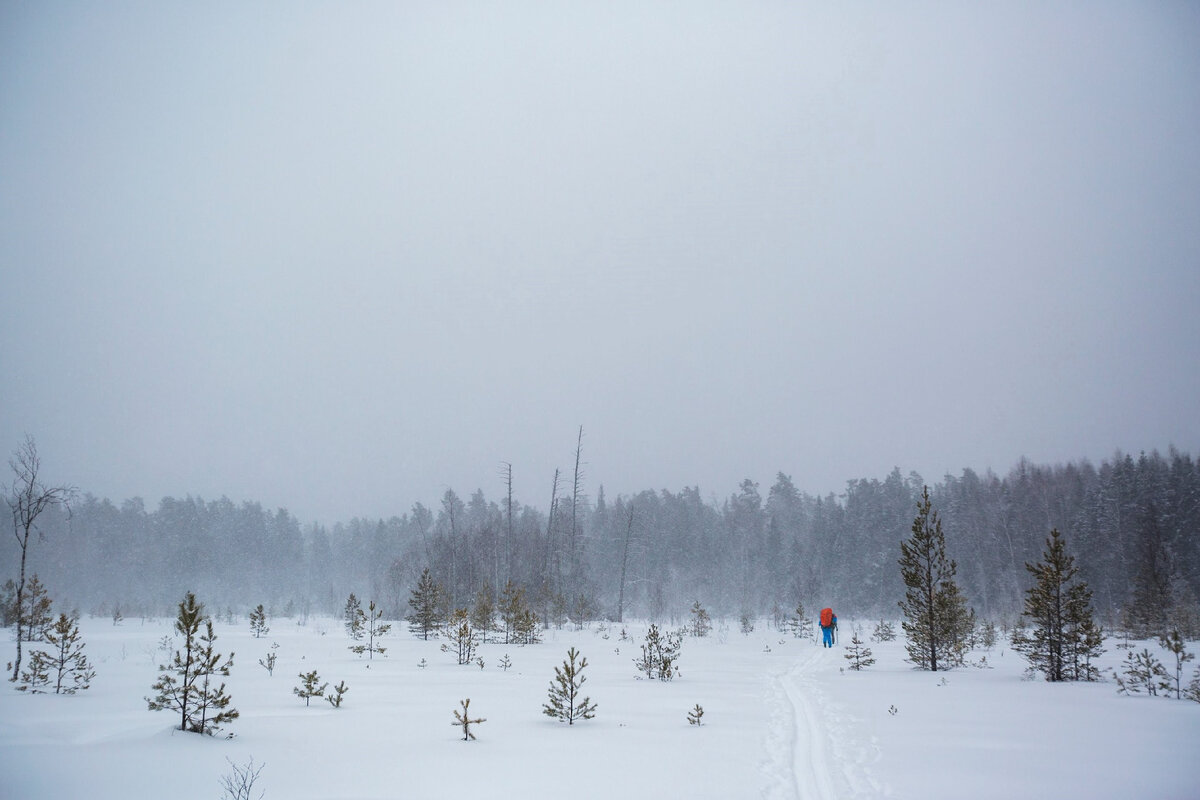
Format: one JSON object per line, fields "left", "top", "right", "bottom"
{"left": 820, "top": 607, "right": 833, "bottom": 627}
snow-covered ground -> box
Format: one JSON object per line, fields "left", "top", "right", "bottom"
{"left": 2, "top": 616, "right": 1197, "bottom": 799}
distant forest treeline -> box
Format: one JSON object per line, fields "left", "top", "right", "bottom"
{"left": 4, "top": 448, "right": 1198, "bottom": 629}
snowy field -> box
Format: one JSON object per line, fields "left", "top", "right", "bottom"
{"left": 1, "top": 616, "right": 1197, "bottom": 799}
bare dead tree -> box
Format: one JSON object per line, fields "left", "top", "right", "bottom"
{"left": 219, "top": 756, "right": 265, "bottom": 800}
{"left": 7, "top": 436, "right": 75, "bottom": 682}
{"left": 569, "top": 425, "right": 586, "bottom": 595}
{"left": 500, "top": 461, "right": 514, "bottom": 588}
{"left": 543, "top": 468, "right": 561, "bottom": 583}
{"left": 617, "top": 501, "right": 635, "bottom": 623}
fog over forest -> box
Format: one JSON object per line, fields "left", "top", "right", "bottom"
{"left": 3, "top": 6, "right": 1197, "bottom": 640}
{"left": 5, "top": 447, "right": 1197, "bottom": 636}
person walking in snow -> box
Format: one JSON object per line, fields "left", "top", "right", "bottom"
{"left": 819, "top": 607, "right": 838, "bottom": 648}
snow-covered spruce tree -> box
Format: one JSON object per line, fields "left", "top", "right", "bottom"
{"left": 1159, "top": 630, "right": 1194, "bottom": 700}
{"left": 844, "top": 627, "right": 875, "bottom": 671}
{"left": 441, "top": 609, "right": 476, "bottom": 665}
{"left": 689, "top": 601, "right": 712, "bottom": 638}
{"left": 898, "top": 486, "right": 973, "bottom": 672}
{"left": 349, "top": 600, "right": 390, "bottom": 659}
{"left": 453, "top": 698, "right": 485, "bottom": 741}
{"left": 249, "top": 604, "right": 269, "bottom": 638}
{"left": 635, "top": 623, "right": 682, "bottom": 681}
{"left": 1012, "top": 529, "right": 1103, "bottom": 682}
{"left": 344, "top": 593, "right": 365, "bottom": 640}
{"left": 294, "top": 670, "right": 326, "bottom": 706}
{"left": 543, "top": 646, "right": 597, "bottom": 725}
{"left": 687, "top": 704, "right": 704, "bottom": 726}
{"left": 146, "top": 592, "right": 238, "bottom": 735}
{"left": 407, "top": 568, "right": 445, "bottom": 641}
{"left": 19, "top": 612, "right": 94, "bottom": 694}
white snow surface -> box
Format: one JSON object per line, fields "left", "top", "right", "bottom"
{"left": 2, "top": 617, "right": 1197, "bottom": 799}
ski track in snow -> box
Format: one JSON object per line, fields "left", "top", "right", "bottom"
{"left": 763, "top": 645, "right": 883, "bottom": 800}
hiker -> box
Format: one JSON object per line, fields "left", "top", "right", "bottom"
{"left": 820, "top": 607, "right": 838, "bottom": 648}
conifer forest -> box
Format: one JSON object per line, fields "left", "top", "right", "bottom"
{"left": 4, "top": 447, "right": 1197, "bottom": 636}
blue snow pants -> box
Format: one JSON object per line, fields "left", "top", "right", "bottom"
{"left": 821, "top": 625, "right": 833, "bottom": 647}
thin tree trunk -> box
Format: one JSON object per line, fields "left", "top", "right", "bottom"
{"left": 502, "top": 462, "right": 513, "bottom": 588}
{"left": 618, "top": 503, "right": 635, "bottom": 623}
{"left": 544, "top": 469, "right": 560, "bottom": 584}
{"left": 925, "top": 552, "right": 937, "bottom": 672}
{"left": 11, "top": 533, "right": 29, "bottom": 681}
{"left": 570, "top": 425, "right": 584, "bottom": 596}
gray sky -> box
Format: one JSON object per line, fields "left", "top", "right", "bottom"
{"left": 3, "top": 2, "right": 1198, "bottom": 524}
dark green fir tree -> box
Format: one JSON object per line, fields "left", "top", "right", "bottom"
{"left": 898, "top": 486, "right": 973, "bottom": 671}
{"left": 1012, "top": 529, "right": 1104, "bottom": 682}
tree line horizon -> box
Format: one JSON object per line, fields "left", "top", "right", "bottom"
{"left": 4, "top": 444, "right": 1197, "bottom": 635}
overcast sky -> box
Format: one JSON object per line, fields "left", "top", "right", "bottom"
{"left": 2, "top": 2, "right": 1198, "bottom": 525}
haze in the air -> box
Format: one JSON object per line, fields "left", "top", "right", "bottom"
{"left": 2, "top": 1, "right": 1197, "bottom": 523}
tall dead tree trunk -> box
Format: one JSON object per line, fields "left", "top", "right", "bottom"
{"left": 569, "top": 425, "right": 585, "bottom": 597}
{"left": 617, "top": 502, "right": 635, "bottom": 623}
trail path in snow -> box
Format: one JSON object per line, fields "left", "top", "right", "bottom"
{"left": 762, "top": 645, "right": 884, "bottom": 800}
